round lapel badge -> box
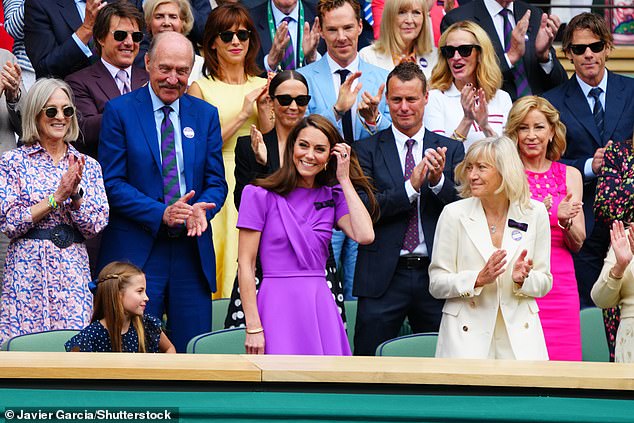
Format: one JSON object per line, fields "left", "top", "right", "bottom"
{"left": 183, "top": 126, "right": 195, "bottom": 139}
{"left": 511, "top": 229, "right": 522, "bottom": 241}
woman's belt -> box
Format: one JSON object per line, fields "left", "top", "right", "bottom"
{"left": 21, "top": 224, "right": 85, "bottom": 249}
{"left": 263, "top": 270, "right": 325, "bottom": 278}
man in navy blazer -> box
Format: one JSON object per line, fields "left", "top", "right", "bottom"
{"left": 543, "top": 13, "right": 634, "bottom": 308}
{"left": 98, "top": 32, "right": 227, "bottom": 352}
{"left": 441, "top": 0, "right": 567, "bottom": 101}
{"left": 65, "top": 1, "right": 148, "bottom": 159}
{"left": 353, "top": 62, "right": 464, "bottom": 355}
{"left": 24, "top": 0, "right": 145, "bottom": 79}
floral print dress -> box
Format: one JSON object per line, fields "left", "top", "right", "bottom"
{"left": 0, "top": 143, "right": 109, "bottom": 345}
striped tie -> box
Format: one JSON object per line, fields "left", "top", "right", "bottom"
{"left": 116, "top": 69, "right": 131, "bottom": 95}
{"left": 589, "top": 87, "right": 605, "bottom": 141}
{"left": 280, "top": 16, "right": 296, "bottom": 70}
{"left": 359, "top": 0, "right": 374, "bottom": 26}
{"left": 500, "top": 8, "right": 531, "bottom": 98}
{"left": 402, "top": 139, "right": 420, "bottom": 253}
{"left": 160, "top": 106, "right": 180, "bottom": 205}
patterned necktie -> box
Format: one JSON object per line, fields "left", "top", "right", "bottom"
{"left": 589, "top": 87, "right": 605, "bottom": 141}
{"left": 402, "top": 139, "right": 420, "bottom": 253}
{"left": 499, "top": 8, "right": 531, "bottom": 98}
{"left": 160, "top": 106, "right": 179, "bottom": 205}
{"left": 359, "top": 0, "right": 374, "bottom": 26}
{"left": 280, "top": 16, "right": 296, "bottom": 70}
{"left": 116, "top": 69, "right": 131, "bottom": 95}
{"left": 336, "top": 69, "right": 354, "bottom": 144}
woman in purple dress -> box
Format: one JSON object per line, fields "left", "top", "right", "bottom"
{"left": 237, "top": 115, "right": 377, "bottom": 355}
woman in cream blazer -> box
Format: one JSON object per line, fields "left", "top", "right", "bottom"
{"left": 429, "top": 136, "right": 552, "bottom": 360}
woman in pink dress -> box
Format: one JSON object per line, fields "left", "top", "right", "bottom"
{"left": 506, "top": 96, "right": 586, "bottom": 360}
{"left": 237, "top": 115, "right": 376, "bottom": 355}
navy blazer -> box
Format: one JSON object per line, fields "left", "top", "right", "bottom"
{"left": 250, "top": 0, "right": 325, "bottom": 72}
{"left": 25, "top": 0, "right": 146, "bottom": 79}
{"left": 97, "top": 86, "right": 228, "bottom": 291}
{"left": 65, "top": 60, "right": 148, "bottom": 158}
{"left": 353, "top": 128, "right": 465, "bottom": 298}
{"left": 543, "top": 71, "right": 634, "bottom": 234}
{"left": 441, "top": 0, "right": 567, "bottom": 101}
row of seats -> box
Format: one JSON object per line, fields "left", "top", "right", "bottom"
{"left": 0, "top": 306, "right": 609, "bottom": 361}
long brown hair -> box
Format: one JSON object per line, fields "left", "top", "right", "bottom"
{"left": 255, "top": 115, "right": 379, "bottom": 220}
{"left": 92, "top": 261, "right": 148, "bottom": 353}
{"left": 201, "top": 3, "right": 261, "bottom": 80}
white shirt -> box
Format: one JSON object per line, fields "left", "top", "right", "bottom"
{"left": 392, "top": 125, "right": 445, "bottom": 257}
{"left": 424, "top": 83, "right": 513, "bottom": 151}
{"left": 576, "top": 71, "right": 609, "bottom": 179}
{"left": 326, "top": 53, "right": 360, "bottom": 135}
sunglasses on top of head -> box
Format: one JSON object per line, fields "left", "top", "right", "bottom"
{"left": 111, "top": 30, "right": 144, "bottom": 43}
{"left": 569, "top": 41, "right": 606, "bottom": 55}
{"left": 440, "top": 44, "right": 481, "bottom": 59}
{"left": 42, "top": 106, "right": 75, "bottom": 118}
{"left": 218, "top": 29, "right": 251, "bottom": 43}
{"left": 273, "top": 94, "right": 311, "bottom": 107}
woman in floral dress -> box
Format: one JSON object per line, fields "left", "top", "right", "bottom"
{"left": 0, "top": 78, "right": 109, "bottom": 345}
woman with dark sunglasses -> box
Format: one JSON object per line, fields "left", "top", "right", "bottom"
{"left": 188, "top": 4, "right": 273, "bottom": 300}
{"left": 424, "top": 20, "right": 512, "bottom": 151}
{"left": 225, "top": 71, "right": 347, "bottom": 330}
{"left": 0, "top": 78, "right": 109, "bottom": 345}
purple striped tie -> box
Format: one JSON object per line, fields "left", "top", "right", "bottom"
{"left": 160, "top": 106, "right": 180, "bottom": 205}
{"left": 500, "top": 8, "right": 531, "bottom": 98}
{"left": 402, "top": 139, "right": 420, "bottom": 252}
{"left": 280, "top": 16, "right": 296, "bottom": 70}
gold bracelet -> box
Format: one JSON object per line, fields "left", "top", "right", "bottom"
{"left": 246, "top": 327, "right": 264, "bottom": 334}
{"left": 452, "top": 130, "right": 467, "bottom": 141}
{"left": 609, "top": 269, "right": 624, "bottom": 280}
{"left": 557, "top": 219, "right": 572, "bottom": 231}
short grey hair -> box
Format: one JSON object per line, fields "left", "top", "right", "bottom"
{"left": 143, "top": 0, "right": 194, "bottom": 36}
{"left": 22, "top": 78, "right": 79, "bottom": 145}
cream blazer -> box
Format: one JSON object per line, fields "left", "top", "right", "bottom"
{"left": 429, "top": 197, "right": 552, "bottom": 360}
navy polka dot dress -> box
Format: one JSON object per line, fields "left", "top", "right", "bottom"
{"left": 65, "top": 314, "right": 162, "bottom": 352}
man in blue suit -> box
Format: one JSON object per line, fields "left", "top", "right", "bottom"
{"left": 98, "top": 32, "right": 227, "bottom": 352}
{"left": 543, "top": 13, "right": 634, "bottom": 309}
{"left": 353, "top": 62, "right": 464, "bottom": 355}
{"left": 298, "top": 0, "right": 391, "bottom": 301}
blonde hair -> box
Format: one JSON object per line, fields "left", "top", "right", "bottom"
{"left": 21, "top": 78, "right": 79, "bottom": 145}
{"left": 373, "top": 0, "right": 432, "bottom": 58}
{"left": 505, "top": 96, "right": 567, "bottom": 161}
{"left": 143, "top": 0, "right": 194, "bottom": 36}
{"left": 430, "top": 21, "right": 502, "bottom": 102}
{"left": 92, "top": 261, "right": 148, "bottom": 353}
{"left": 455, "top": 136, "right": 532, "bottom": 209}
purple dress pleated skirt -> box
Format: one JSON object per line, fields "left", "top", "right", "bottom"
{"left": 237, "top": 184, "right": 351, "bottom": 355}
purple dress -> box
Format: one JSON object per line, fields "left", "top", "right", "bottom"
{"left": 237, "top": 184, "right": 351, "bottom": 355}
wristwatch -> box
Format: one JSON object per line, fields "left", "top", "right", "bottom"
{"left": 70, "top": 187, "right": 84, "bottom": 201}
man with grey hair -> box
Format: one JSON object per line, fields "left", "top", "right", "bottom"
{"left": 97, "top": 31, "right": 228, "bottom": 352}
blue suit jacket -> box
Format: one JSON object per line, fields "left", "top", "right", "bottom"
{"left": 297, "top": 55, "right": 392, "bottom": 141}
{"left": 24, "top": 0, "right": 145, "bottom": 79}
{"left": 352, "top": 128, "right": 464, "bottom": 297}
{"left": 543, "top": 71, "right": 634, "bottom": 234}
{"left": 97, "top": 86, "right": 228, "bottom": 291}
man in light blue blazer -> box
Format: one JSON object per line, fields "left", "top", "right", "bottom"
{"left": 297, "top": 0, "right": 391, "bottom": 301}
{"left": 98, "top": 32, "right": 227, "bottom": 352}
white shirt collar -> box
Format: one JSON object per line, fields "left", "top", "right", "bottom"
{"left": 148, "top": 84, "right": 180, "bottom": 114}
{"left": 270, "top": 0, "right": 299, "bottom": 23}
{"left": 576, "top": 70, "right": 608, "bottom": 99}
{"left": 101, "top": 58, "right": 132, "bottom": 81}
{"left": 326, "top": 53, "right": 359, "bottom": 76}
{"left": 391, "top": 125, "right": 426, "bottom": 150}
{"left": 484, "top": 0, "right": 515, "bottom": 17}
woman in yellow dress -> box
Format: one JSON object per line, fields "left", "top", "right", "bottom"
{"left": 188, "top": 4, "right": 272, "bottom": 298}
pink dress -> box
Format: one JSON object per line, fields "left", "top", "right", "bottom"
{"left": 237, "top": 184, "right": 351, "bottom": 355}
{"left": 525, "top": 161, "right": 581, "bottom": 361}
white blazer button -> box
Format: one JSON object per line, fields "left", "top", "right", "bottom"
{"left": 524, "top": 322, "right": 529, "bottom": 329}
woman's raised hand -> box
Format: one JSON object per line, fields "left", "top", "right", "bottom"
{"left": 250, "top": 124, "right": 267, "bottom": 166}
{"left": 55, "top": 154, "right": 84, "bottom": 203}
{"left": 475, "top": 249, "right": 507, "bottom": 287}
{"left": 611, "top": 221, "right": 634, "bottom": 274}
{"left": 332, "top": 142, "right": 352, "bottom": 184}
{"left": 460, "top": 83, "right": 476, "bottom": 121}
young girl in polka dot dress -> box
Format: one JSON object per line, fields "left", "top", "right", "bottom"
{"left": 65, "top": 262, "right": 175, "bottom": 353}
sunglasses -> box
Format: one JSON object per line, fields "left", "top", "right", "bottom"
{"left": 218, "top": 29, "right": 251, "bottom": 43}
{"left": 440, "top": 44, "right": 481, "bottom": 59}
{"left": 273, "top": 94, "right": 311, "bottom": 107}
{"left": 569, "top": 41, "right": 605, "bottom": 55}
{"left": 111, "top": 30, "right": 143, "bottom": 43}
{"left": 42, "top": 106, "right": 75, "bottom": 118}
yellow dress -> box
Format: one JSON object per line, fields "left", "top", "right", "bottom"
{"left": 194, "top": 75, "right": 267, "bottom": 299}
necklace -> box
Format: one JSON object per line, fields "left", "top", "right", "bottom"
{"left": 489, "top": 224, "right": 497, "bottom": 234}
